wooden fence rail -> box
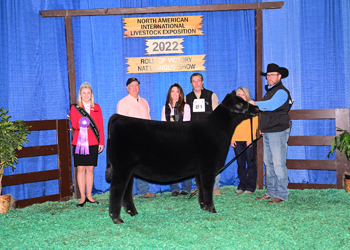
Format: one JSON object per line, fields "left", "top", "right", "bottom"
{"left": 2, "top": 119, "right": 73, "bottom": 208}
{"left": 257, "top": 108, "right": 350, "bottom": 189}
{"left": 2, "top": 110, "right": 349, "bottom": 207}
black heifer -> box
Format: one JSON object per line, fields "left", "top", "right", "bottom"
{"left": 106, "top": 90, "right": 259, "bottom": 224}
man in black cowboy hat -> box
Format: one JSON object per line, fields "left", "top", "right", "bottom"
{"left": 254, "top": 63, "right": 293, "bottom": 204}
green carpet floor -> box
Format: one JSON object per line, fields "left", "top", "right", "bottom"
{"left": 1, "top": 186, "right": 349, "bottom": 249}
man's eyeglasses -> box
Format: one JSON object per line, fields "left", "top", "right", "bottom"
{"left": 266, "top": 73, "right": 280, "bottom": 78}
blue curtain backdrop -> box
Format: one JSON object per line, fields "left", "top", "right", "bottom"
{"left": 1, "top": 0, "right": 349, "bottom": 200}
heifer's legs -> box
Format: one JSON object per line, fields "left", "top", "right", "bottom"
{"left": 194, "top": 175, "right": 204, "bottom": 209}
{"left": 197, "top": 173, "right": 217, "bottom": 213}
{"left": 109, "top": 169, "right": 134, "bottom": 224}
{"left": 122, "top": 174, "right": 138, "bottom": 216}
{"left": 109, "top": 178, "right": 125, "bottom": 224}
{"left": 105, "top": 138, "right": 113, "bottom": 181}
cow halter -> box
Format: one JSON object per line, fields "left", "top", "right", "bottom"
{"left": 232, "top": 102, "right": 250, "bottom": 114}
{"left": 221, "top": 96, "right": 251, "bottom": 114}
{"left": 222, "top": 94, "right": 250, "bottom": 114}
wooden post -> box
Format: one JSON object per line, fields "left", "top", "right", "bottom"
{"left": 255, "top": 8, "right": 264, "bottom": 189}
{"left": 0, "top": 167, "right": 3, "bottom": 195}
{"left": 335, "top": 109, "right": 350, "bottom": 188}
{"left": 64, "top": 16, "right": 79, "bottom": 199}
{"left": 56, "top": 119, "right": 73, "bottom": 201}
{"left": 64, "top": 16, "right": 76, "bottom": 105}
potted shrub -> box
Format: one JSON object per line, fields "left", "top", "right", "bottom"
{"left": 0, "top": 108, "right": 30, "bottom": 195}
{"left": 328, "top": 127, "right": 350, "bottom": 190}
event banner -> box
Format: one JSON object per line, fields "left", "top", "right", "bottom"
{"left": 145, "top": 38, "right": 184, "bottom": 55}
{"left": 126, "top": 55, "right": 206, "bottom": 73}
{"left": 124, "top": 16, "right": 203, "bottom": 37}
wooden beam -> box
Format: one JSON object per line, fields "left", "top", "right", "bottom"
{"left": 289, "top": 109, "right": 336, "bottom": 120}
{"left": 40, "top": 2, "right": 284, "bottom": 18}
{"left": 2, "top": 170, "right": 59, "bottom": 186}
{"left": 287, "top": 159, "right": 337, "bottom": 170}
{"left": 255, "top": 9, "right": 263, "bottom": 102}
{"left": 288, "top": 183, "right": 337, "bottom": 190}
{"left": 64, "top": 16, "right": 76, "bottom": 105}
{"left": 56, "top": 119, "right": 73, "bottom": 201}
{"left": 335, "top": 109, "right": 350, "bottom": 188}
{"left": 16, "top": 145, "right": 58, "bottom": 158}
{"left": 288, "top": 136, "right": 334, "bottom": 146}
{"left": 15, "top": 194, "right": 61, "bottom": 208}
{"left": 255, "top": 8, "right": 264, "bottom": 189}
{"left": 24, "top": 120, "right": 58, "bottom": 131}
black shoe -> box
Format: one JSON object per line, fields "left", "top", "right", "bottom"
{"left": 76, "top": 199, "right": 86, "bottom": 207}
{"left": 179, "top": 191, "right": 189, "bottom": 196}
{"left": 86, "top": 198, "right": 99, "bottom": 204}
{"left": 171, "top": 191, "right": 180, "bottom": 196}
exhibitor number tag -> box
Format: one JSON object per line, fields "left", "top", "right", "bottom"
{"left": 193, "top": 99, "right": 205, "bottom": 112}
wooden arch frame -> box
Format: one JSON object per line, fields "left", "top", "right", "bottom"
{"left": 40, "top": 2, "right": 285, "bottom": 194}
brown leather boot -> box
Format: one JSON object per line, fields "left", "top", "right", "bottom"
{"left": 256, "top": 194, "right": 271, "bottom": 200}
{"left": 140, "top": 192, "right": 156, "bottom": 198}
{"left": 213, "top": 188, "right": 221, "bottom": 195}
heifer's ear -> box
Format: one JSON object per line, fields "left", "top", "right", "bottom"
{"left": 230, "top": 90, "right": 236, "bottom": 96}
{"left": 222, "top": 94, "right": 230, "bottom": 103}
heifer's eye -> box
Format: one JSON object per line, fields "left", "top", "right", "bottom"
{"left": 236, "top": 103, "right": 243, "bottom": 110}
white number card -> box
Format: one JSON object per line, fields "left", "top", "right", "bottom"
{"left": 193, "top": 99, "right": 205, "bottom": 112}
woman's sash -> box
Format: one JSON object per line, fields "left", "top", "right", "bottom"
{"left": 72, "top": 104, "right": 100, "bottom": 143}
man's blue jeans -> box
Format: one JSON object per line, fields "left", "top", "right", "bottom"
{"left": 214, "top": 174, "right": 220, "bottom": 189}
{"left": 170, "top": 178, "right": 192, "bottom": 193}
{"left": 135, "top": 179, "right": 150, "bottom": 196}
{"left": 264, "top": 128, "right": 290, "bottom": 201}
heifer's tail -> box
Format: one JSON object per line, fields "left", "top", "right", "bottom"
{"left": 105, "top": 138, "right": 113, "bottom": 181}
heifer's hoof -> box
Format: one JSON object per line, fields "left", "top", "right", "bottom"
{"left": 127, "top": 209, "right": 138, "bottom": 216}
{"left": 113, "top": 218, "right": 124, "bottom": 224}
{"left": 209, "top": 207, "right": 217, "bottom": 213}
{"left": 200, "top": 204, "right": 208, "bottom": 211}
{"left": 110, "top": 213, "right": 124, "bottom": 224}
{"left": 201, "top": 205, "right": 217, "bottom": 213}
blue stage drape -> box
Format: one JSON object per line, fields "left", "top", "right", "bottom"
{"left": 1, "top": 0, "right": 349, "bottom": 200}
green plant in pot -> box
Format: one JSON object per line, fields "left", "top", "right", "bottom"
{"left": 328, "top": 127, "right": 350, "bottom": 180}
{"left": 0, "top": 108, "right": 30, "bottom": 195}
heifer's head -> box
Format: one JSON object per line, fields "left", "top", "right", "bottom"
{"left": 221, "top": 90, "right": 259, "bottom": 118}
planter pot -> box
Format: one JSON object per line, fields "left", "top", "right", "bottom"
{"left": 0, "top": 194, "right": 15, "bottom": 214}
{"left": 345, "top": 177, "right": 350, "bottom": 193}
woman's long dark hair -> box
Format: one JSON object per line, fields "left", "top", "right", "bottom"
{"left": 165, "top": 83, "right": 185, "bottom": 114}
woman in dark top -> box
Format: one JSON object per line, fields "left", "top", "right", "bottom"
{"left": 161, "top": 83, "right": 192, "bottom": 196}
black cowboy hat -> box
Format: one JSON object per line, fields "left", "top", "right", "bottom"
{"left": 260, "top": 63, "right": 289, "bottom": 79}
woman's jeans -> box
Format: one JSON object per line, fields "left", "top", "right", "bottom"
{"left": 233, "top": 141, "right": 257, "bottom": 192}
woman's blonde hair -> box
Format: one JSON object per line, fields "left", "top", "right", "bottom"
{"left": 236, "top": 86, "right": 251, "bottom": 102}
{"left": 78, "top": 82, "right": 95, "bottom": 107}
